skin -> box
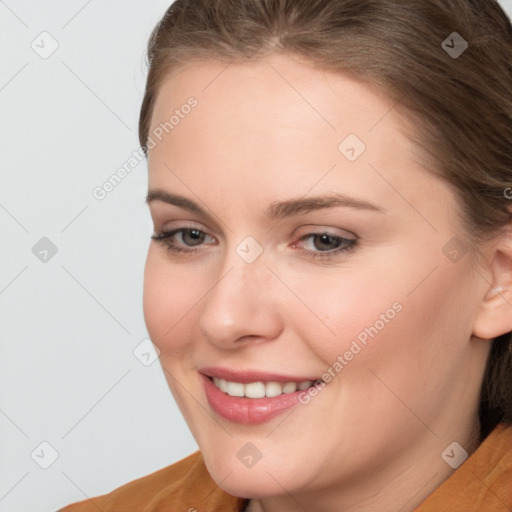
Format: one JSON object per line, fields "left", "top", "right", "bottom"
{"left": 143, "top": 54, "right": 512, "bottom": 512}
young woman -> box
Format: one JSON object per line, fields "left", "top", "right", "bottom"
{"left": 59, "top": 0, "right": 512, "bottom": 510}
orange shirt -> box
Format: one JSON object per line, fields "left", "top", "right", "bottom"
{"left": 58, "top": 423, "right": 512, "bottom": 512}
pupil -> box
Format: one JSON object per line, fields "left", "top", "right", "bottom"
{"left": 184, "top": 229, "right": 204, "bottom": 246}
{"left": 314, "top": 234, "right": 337, "bottom": 251}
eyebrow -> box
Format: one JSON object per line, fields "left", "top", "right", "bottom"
{"left": 145, "top": 189, "right": 384, "bottom": 220}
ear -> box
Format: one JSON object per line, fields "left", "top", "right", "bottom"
{"left": 473, "top": 223, "right": 512, "bottom": 340}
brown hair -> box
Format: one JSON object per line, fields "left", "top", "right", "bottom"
{"left": 139, "top": 0, "right": 512, "bottom": 438}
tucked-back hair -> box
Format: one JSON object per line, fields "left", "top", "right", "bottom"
{"left": 139, "top": 0, "right": 512, "bottom": 438}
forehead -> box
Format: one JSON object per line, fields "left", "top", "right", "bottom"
{"left": 146, "top": 54, "right": 455, "bottom": 223}
{"left": 149, "top": 54, "right": 400, "bottom": 147}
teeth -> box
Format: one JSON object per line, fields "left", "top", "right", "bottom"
{"left": 226, "top": 381, "right": 245, "bottom": 397}
{"left": 298, "top": 380, "right": 313, "bottom": 391}
{"left": 282, "top": 382, "right": 297, "bottom": 393}
{"left": 265, "top": 382, "right": 282, "bottom": 397}
{"left": 211, "top": 377, "right": 315, "bottom": 398}
{"left": 245, "top": 381, "right": 266, "bottom": 398}
{"left": 219, "top": 378, "right": 228, "bottom": 393}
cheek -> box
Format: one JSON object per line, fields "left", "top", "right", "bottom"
{"left": 274, "top": 260, "right": 405, "bottom": 366}
{"left": 333, "top": 261, "right": 476, "bottom": 415}
{"left": 280, "top": 250, "right": 474, "bottom": 384}
{"left": 143, "top": 248, "right": 202, "bottom": 355}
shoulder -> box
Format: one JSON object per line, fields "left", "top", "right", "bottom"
{"left": 57, "top": 451, "right": 247, "bottom": 512}
{"left": 416, "top": 422, "right": 512, "bottom": 511}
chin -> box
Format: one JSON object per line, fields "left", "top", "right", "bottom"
{"left": 210, "top": 471, "right": 287, "bottom": 500}
{"left": 201, "top": 446, "right": 314, "bottom": 500}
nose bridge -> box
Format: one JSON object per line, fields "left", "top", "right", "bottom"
{"left": 198, "top": 240, "right": 279, "bottom": 345}
{"left": 209, "top": 243, "right": 269, "bottom": 309}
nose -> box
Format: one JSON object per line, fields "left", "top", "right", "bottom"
{"left": 198, "top": 252, "right": 283, "bottom": 349}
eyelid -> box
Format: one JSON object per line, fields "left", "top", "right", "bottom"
{"left": 156, "top": 220, "right": 216, "bottom": 238}
{"left": 293, "top": 225, "right": 356, "bottom": 240}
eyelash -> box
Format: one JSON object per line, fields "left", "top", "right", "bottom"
{"left": 151, "top": 228, "right": 358, "bottom": 260}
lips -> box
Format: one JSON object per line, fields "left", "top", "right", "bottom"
{"left": 199, "top": 366, "right": 322, "bottom": 425}
{"left": 200, "top": 366, "right": 321, "bottom": 383}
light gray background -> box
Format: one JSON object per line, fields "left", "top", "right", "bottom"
{"left": 1, "top": 1, "right": 512, "bottom": 511}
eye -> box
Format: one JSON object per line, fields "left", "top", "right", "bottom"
{"left": 151, "top": 227, "right": 216, "bottom": 253}
{"left": 305, "top": 233, "right": 349, "bottom": 251}
{"left": 293, "top": 230, "right": 357, "bottom": 259}
{"left": 178, "top": 229, "right": 208, "bottom": 246}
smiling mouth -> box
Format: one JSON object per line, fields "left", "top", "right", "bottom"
{"left": 201, "top": 372, "right": 325, "bottom": 424}
{"left": 209, "top": 376, "right": 322, "bottom": 399}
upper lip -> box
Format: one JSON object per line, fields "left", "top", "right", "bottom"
{"left": 200, "top": 366, "right": 321, "bottom": 383}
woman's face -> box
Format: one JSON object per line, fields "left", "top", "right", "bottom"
{"left": 143, "top": 54, "right": 491, "bottom": 508}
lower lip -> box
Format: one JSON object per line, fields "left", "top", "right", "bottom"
{"left": 201, "top": 374, "right": 306, "bottom": 425}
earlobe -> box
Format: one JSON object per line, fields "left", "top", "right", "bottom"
{"left": 472, "top": 225, "right": 512, "bottom": 340}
